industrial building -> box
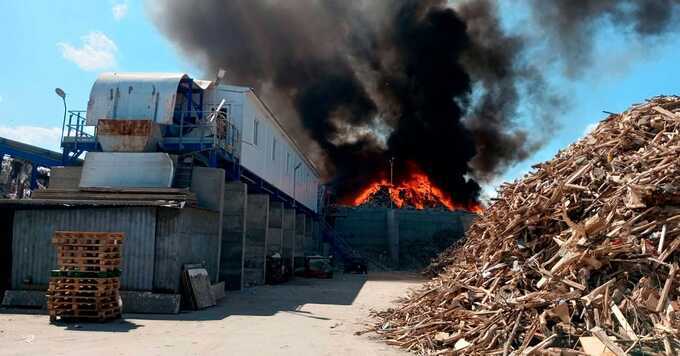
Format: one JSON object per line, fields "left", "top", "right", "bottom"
{"left": 1, "top": 72, "right": 323, "bottom": 312}
{"left": 0, "top": 71, "right": 473, "bottom": 314}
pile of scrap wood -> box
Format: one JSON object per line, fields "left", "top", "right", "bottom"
{"left": 368, "top": 96, "right": 680, "bottom": 355}
{"left": 32, "top": 187, "right": 198, "bottom": 207}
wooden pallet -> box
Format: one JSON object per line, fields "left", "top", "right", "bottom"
{"left": 57, "top": 250, "right": 121, "bottom": 258}
{"left": 49, "top": 276, "right": 120, "bottom": 286}
{"left": 56, "top": 264, "right": 120, "bottom": 272}
{"left": 53, "top": 231, "right": 124, "bottom": 241}
{"left": 48, "top": 299, "right": 119, "bottom": 308}
{"left": 47, "top": 296, "right": 120, "bottom": 309}
{"left": 57, "top": 244, "right": 121, "bottom": 251}
{"left": 49, "top": 306, "right": 121, "bottom": 322}
{"left": 57, "top": 257, "right": 121, "bottom": 265}
{"left": 50, "top": 269, "right": 121, "bottom": 278}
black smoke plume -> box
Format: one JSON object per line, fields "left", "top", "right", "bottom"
{"left": 148, "top": 0, "right": 679, "bottom": 206}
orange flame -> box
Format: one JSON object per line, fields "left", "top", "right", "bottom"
{"left": 350, "top": 171, "right": 482, "bottom": 213}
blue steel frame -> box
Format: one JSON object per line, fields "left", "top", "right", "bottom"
{"left": 0, "top": 138, "right": 64, "bottom": 189}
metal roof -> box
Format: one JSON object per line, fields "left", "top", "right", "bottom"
{"left": 0, "top": 198, "right": 187, "bottom": 209}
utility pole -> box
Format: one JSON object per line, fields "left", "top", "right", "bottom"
{"left": 389, "top": 157, "right": 395, "bottom": 209}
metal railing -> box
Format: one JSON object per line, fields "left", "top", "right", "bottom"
{"left": 59, "top": 106, "right": 241, "bottom": 160}
{"left": 60, "top": 110, "right": 95, "bottom": 146}
{"left": 170, "top": 108, "right": 241, "bottom": 158}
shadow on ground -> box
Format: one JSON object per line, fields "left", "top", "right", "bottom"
{"left": 1, "top": 272, "right": 426, "bottom": 325}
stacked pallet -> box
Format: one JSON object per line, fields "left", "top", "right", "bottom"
{"left": 369, "top": 96, "right": 680, "bottom": 354}
{"left": 48, "top": 231, "right": 124, "bottom": 322}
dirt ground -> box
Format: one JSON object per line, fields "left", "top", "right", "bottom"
{"left": 0, "top": 272, "right": 424, "bottom": 356}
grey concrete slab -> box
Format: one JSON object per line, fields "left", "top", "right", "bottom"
{"left": 221, "top": 182, "right": 247, "bottom": 290}
{"left": 244, "top": 194, "right": 268, "bottom": 287}
{"left": 282, "top": 208, "right": 296, "bottom": 274}
{"left": 190, "top": 167, "right": 225, "bottom": 212}
{"left": 48, "top": 167, "right": 82, "bottom": 189}
{"left": 2, "top": 290, "right": 45, "bottom": 308}
{"left": 120, "top": 291, "right": 180, "bottom": 314}
{"left": 267, "top": 202, "right": 284, "bottom": 256}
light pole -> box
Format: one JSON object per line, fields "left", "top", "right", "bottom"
{"left": 55, "top": 88, "right": 67, "bottom": 139}
{"left": 293, "top": 162, "right": 302, "bottom": 207}
{"left": 389, "top": 157, "right": 395, "bottom": 209}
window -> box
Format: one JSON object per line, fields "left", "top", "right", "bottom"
{"left": 253, "top": 120, "right": 259, "bottom": 146}
{"left": 272, "top": 138, "right": 277, "bottom": 161}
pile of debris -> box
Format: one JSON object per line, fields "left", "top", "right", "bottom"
{"left": 357, "top": 185, "right": 452, "bottom": 211}
{"left": 369, "top": 96, "right": 680, "bottom": 355}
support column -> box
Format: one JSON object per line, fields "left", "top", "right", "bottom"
{"left": 267, "top": 202, "right": 284, "bottom": 256}
{"left": 303, "top": 215, "right": 314, "bottom": 255}
{"left": 282, "top": 208, "right": 296, "bottom": 277}
{"left": 221, "top": 182, "right": 247, "bottom": 290}
{"left": 244, "top": 194, "right": 269, "bottom": 287}
{"left": 295, "top": 213, "right": 306, "bottom": 275}
{"left": 190, "top": 167, "right": 225, "bottom": 283}
{"left": 386, "top": 209, "right": 400, "bottom": 268}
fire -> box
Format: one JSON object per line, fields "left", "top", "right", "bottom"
{"left": 350, "top": 170, "right": 482, "bottom": 213}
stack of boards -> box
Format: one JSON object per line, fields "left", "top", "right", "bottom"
{"left": 48, "top": 231, "right": 124, "bottom": 322}
{"left": 32, "top": 187, "right": 198, "bottom": 207}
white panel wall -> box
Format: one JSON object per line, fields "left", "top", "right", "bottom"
{"left": 208, "top": 85, "right": 320, "bottom": 212}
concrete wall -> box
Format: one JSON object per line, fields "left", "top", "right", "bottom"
{"left": 267, "top": 201, "right": 284, "bottom": 256}
{"left": 48, "top": 167, "right": 82, "bottom": 189}
{"left": 154, "top": 208, "right": 221, "bottom": 293}
{"left": 190, "top": 167, "right": 225, "bottom": 212}
{"left": 244, "top": 194, "right": 268, "bottom": 287}
{"left": 282, "top": 208, "right": 296, "bottom": 274}
{"left": 221, "top": 182, "right": 247, "bottom": 290}
{"left": 333, "top": 207, "right": 475, "bottom": 269}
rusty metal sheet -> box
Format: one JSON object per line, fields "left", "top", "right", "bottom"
{"left": 96, "top": 119, "right": 161, "bottom": 152}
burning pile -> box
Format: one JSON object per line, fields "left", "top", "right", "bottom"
{"left": 350, "top": 168, "right": 482, "bottom": 212}
{"left": 368, "top": 97, "right": 680, "bottom": 354}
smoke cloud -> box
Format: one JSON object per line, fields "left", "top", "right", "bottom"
{"left": 148, "top": 0, "right": 680, "bottom": 205}
{"left": 528, "top": 0, "right": 680, "bottom": 77}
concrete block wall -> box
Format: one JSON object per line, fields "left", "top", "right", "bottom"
{"left": 48, "top": 167, "right": 82, "bottom": 189}
{"left": 333, "top": 207, "right": 474, "bottom": 270}
{"left": 221, "top": 182, "right": 247, "bottom": 290}
{"left": 267, "top": 202, "right": 284, "bottom": 256}
{"left": 244, "top": 194, "right": 268, "bottom": 287}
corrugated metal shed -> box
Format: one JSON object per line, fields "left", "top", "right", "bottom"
{"left": 86, "top": 72, "right": 193, "bottom": 125}
{"left": 0, "top": 208, "right": 13, "bottom": 296}
{"left": 11, "top": 207, "right": 157, "bottom": 290}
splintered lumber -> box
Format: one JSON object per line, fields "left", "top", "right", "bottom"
{"left": 370, "top": 96, "right": 680, "bottom": 355}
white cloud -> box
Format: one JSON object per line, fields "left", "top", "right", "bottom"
{"left": 112, "top": 2, "right": 128, "bottom": 21}
{"left": 583, "top": 122, "right": 599, "bottom": 137}
{"left": 57, "top": 32, "right": 118, "bottom": 71}
{"left": 0, "top": 126, "right": 63, "bottom": 152}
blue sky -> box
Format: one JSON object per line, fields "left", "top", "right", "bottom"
{"left": 0, "top": 1, "right": 678, "bottom": 194}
